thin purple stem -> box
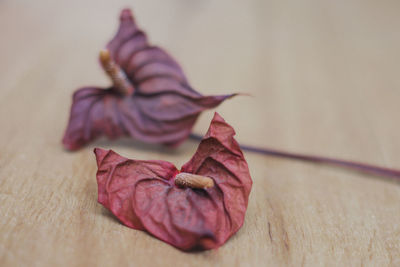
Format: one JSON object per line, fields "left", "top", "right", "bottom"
{"left": 189, "top": 134, "right": 400, "bottom": 179}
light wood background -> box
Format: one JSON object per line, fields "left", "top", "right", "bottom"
{"left": 1, "top": 0, "right": 400, "bottom": 266}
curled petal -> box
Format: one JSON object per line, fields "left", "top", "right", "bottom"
{"left": 63, "top": 9, "right": 235, "bottom": 150}
{"left": 95, "top": 113, "right": 252, "bottom": 250}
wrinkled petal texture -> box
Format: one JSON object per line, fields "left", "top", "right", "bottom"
{"left": 63, "top": 9, "right": 234, "bottom": 150}
{"left": 95, "top": 113, "right": 252, "bottom": 251}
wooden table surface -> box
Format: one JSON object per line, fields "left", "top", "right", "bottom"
{"left": 1, "top": 0, "right": 400, "bottom": 266}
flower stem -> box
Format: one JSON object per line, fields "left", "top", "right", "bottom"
{"left": 190, "top": 134, "right": 400, "bottom": 179}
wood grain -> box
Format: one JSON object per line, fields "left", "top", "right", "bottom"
{"left": 1, "top": 0, "right": 400, "bottom": 266}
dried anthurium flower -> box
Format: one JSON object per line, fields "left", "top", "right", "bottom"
{"left": 62, "top": 8, "right": 235, "bottom": 150}
{"left": 94, "top": 113, "right": 252, "bottom": 251}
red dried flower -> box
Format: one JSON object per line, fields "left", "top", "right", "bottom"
{"left": 94, "top": 113, "right": 252, "bottom": 251}
{"left": 62, "top": 9, "right": 235, "bottom": 150}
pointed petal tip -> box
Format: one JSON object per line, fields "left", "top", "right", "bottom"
{"left": 120, "top": 8, "right": 133, "bottom": 21}
{"left": 94, "top": 148, "right": 110, "bottom": 167}
{"left": 211, "top": 112, "right": 226, "bottom": 123}
{"left": 218, "top": 93, "right": 237, "bottom": 101}
{"left": 236, "top": 92, "right": 252, "bottom": 97}
{"left": 206, "top": 112, "right": 237, "bottom": 141}
{"left": 228, "top": 93, "right": 238, "bottom": 98}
